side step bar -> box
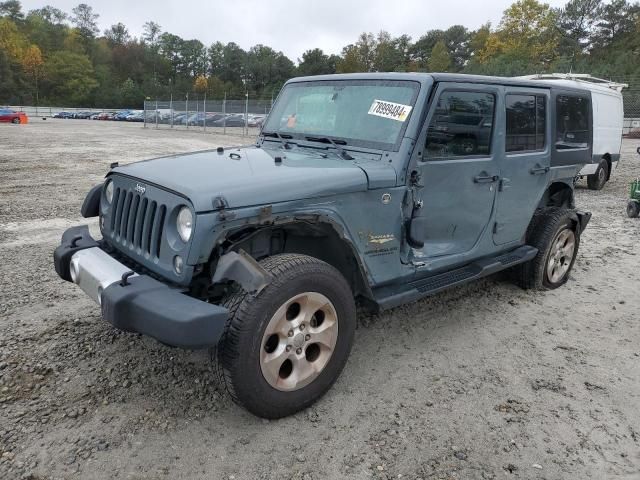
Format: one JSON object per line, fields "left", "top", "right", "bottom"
{"left": 373, "top": 245, "right": 538, "bottom": 311}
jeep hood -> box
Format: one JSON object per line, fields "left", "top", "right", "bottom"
{"left": 111, "top": 146, "right": 395, "bottom": 212}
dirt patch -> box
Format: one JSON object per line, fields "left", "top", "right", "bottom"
{"left": 0, "top": 120, "right": 639, "bottom": 479}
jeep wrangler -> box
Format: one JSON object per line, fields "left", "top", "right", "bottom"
{"left": 55, "top": 73, "right": 592, "bottom": 418}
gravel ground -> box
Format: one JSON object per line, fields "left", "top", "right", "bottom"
{"left": 0, "top": 119, "right": 639, "bottom": 480}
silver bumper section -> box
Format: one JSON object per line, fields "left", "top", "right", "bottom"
{"left": 69, "top": 247, "right": 137, "bottom": 305}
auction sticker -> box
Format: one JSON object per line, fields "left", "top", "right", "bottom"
{"left": 368, "top": 99, "right": 412, "bottom": 122}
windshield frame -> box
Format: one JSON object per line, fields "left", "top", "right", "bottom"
{"left": 263, "top": 79, "right": 421, "bottom": 152}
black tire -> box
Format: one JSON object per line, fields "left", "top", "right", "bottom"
{"left": 11, "top": 117, "right": 20, "bottom": 124}
{"left": 215, "top": 253, "right": 356, "bottom": 419}
{"left": 587, "top": 159, "right": 609, "bottom": 190}
{"left": 627, "top": 200, "right": 640, "bottom": 218}
{"left": 513, "top": 208, "right": 580, "bottom": 290}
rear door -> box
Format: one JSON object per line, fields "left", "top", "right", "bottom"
{"left": 493, "top": 88, "right": 550, "bottom": 245}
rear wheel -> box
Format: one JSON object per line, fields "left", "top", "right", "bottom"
{"left": 513, "top": 208, "right": 580, "bottom": 290}
{"left": 587, "top": 159, "right": 609, "bottom": 190}
{"left": 627, "top": 200, "right": 640, "bottom": 218}
{"left": 11, "top": 117, "right": 20, "bottom": 124}
{"left": 215, "top": 254, "right": 356, "bottom": 419}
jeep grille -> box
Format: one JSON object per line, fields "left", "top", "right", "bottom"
{"left": 108, "top": 186, "right": 167, "bottom": 259}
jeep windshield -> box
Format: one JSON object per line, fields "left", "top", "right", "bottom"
{"left": 262, "top": 79, "right": 420, "bottom": 151}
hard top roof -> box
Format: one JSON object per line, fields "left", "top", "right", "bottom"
{"left": 287, "top": 72, "right": 590, "bottom": 93}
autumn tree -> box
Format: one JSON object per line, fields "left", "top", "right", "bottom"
{"left": 194, "top": 75, "right": 208, "bottom": 94}
{"left": 478, "top": 0, "right": 559, "bottom": 71}
{"left": 22, "top": 44, "right": 43, "bottom": 103}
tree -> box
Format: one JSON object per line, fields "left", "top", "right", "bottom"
{"left": 337, "top": 32, "right": 377, "bottom": 72}
{"left": 28, "top": 5, "right": 66, "bottom": 24}
{"left": 479, "top": 0, "right": 559, "bottom": 69}
{"left": 0, "top": 17, "right": 26, "bottom": 60}
{"left": 0, "top": 0, "right": 23, "bottom": 22}
{"left": 43, "top": 50, "right": 98, "bottom": 104}
{"left": 428, "top": 40, "right": 451, "bottom": 72}
{"left": 0, "top": 49, "right": 18, "bottom": 102}
{"left": 71, "top": 3, "right": 98, "bottom": 43}
{"left": 297, "top": 48, "right": 336, "bottom": 76}
{"left": 556, "top": 0, "right": 602, "bottom": 61}
{"left": 179, "top": 39, "right": 207, "bottom": 78}
{"left": 246, "top": 44, "right": 294, "bottom": 95}
{"left": 194, "top": 75, "right": 207, "bottom": 93}
{"left": 22, "top": 44, "right": 43, "bottom": 103}
{"left": 105, "top": 22, "right": 130, "bottom": 46}
{"left": 142, "top": 21, "right": 161, "bottom": 48}
{"left": 119, "top": 77, "right": 141, "bottom": 106}
{"left": 592, "top": 0, "right": 640, "bottom": 50}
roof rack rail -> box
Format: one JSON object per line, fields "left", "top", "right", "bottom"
{"left": 517, "top": 73, "right": 627, "bottom": 92}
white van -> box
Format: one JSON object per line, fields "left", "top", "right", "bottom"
{"left": 518, "top": 74, "right": 625, "bottom": 190}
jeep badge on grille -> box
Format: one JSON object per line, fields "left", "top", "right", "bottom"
{"left": 135, "top": 183, "right": 146, "bottom": 195}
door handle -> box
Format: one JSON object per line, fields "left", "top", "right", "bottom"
{"left": 530, "top": 165, "right": 550, "bottom": 175}
{"left": 474, "top": 173, "right": 499, "bottom": 183}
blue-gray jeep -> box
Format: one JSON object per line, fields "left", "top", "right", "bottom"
{"left": 54, "top": 73, "right": 593, "bottom": 418}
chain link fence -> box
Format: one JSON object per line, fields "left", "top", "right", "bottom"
{"left": 613, "top": 75, "right": 640, "bottom": 135}
{"left": 142, "top": 97, "right": 272, "bottom": 137}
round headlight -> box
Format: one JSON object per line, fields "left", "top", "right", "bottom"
{"left": 176, "top": 207, "right": 193, "bottom": 242}
{"left": 104, "top": 180, "right": 114, "bottom": 204}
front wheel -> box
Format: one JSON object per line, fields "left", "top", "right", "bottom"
{"left": 587, "top": 159, "right": 609, "bottom": 190}
{"left": 11, "top": 117, "right": 20, "bottom": 124}
{"left": 215, "top": 254, "right": 356, "bottom": 419}
{"left": 513, "top": 208, "right": 580, "bottom": 290}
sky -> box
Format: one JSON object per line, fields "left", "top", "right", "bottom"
{"left": 19, "top": 0, "right": 569, "bottom": 61}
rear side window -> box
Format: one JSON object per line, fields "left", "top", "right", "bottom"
{"left": 506, "top": 95, "right": 546, "bottom": 152}
{"left": 424, "top": 91, "right": 495, "bottom": 159}
{"left": 556, "top": 95, "right": 589, "bottom": 150}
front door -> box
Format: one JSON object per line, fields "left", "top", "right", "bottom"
{"left": 413, "top": 83, "right": 500, "bottom": 259}
{"left": 493, "top": 88, "right": 550, "bottom": 245}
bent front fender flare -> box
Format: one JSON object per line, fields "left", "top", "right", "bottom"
{"left": 211, "top": 249, "right": 274, "bottom": 294}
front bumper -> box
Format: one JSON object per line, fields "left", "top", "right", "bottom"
{"left": 53, "top": 226, "right": 228, "bottom": 349}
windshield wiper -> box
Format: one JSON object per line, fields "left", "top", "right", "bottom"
{"left": 262, "top": 131, "right": 295, "bottom": 150}
{"left": 305, "top": 136, "right": 354, "bottom": 160}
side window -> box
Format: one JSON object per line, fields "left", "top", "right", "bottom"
{"left": 424, "top": 91, "right": 495, "bottom": 159}
{"left": 505, "top": 94, "right": 546, "bottom": 152}
{"left": 555, "top": 95, "right": 589, "bottom": 150}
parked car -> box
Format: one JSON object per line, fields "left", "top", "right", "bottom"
{"left": 55, "top": 73, "right": 593, "bottom": 419}
{"left": 73, "top": 111, "right": 93, "bottom": 119}
{"left": 185, "top": 112, "right": 206, "bottom": 125}
{"left": 248, "top": 115, "right": 266, "bottom": 127}
{"left": 53, "top": 111, "right": 74, "bottom": 119}
{"left": 113, "top": 110, "right": 132, "bottom": 121}
{"left": 211, "top": 114, "right": 246, "bottom": 127}
{"left": 0, "top": 108, "right": 27, "bottom": 124}
{"left": 205, "top": 113, "right": 227, "bottom": 126}
{"left": 518, "top": 74, "right": 625, "bottom": 190}
{"left": 125, "top": 111, "right": 145, "bottom": 122}
{"left": 96, "top": 112, "right": 115, "bottom": 120}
